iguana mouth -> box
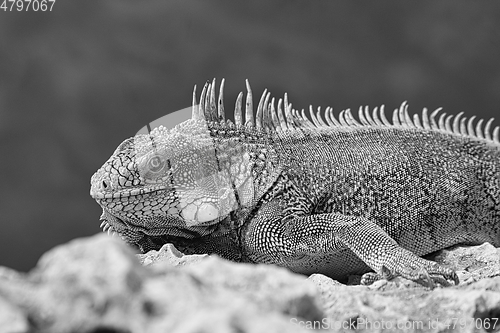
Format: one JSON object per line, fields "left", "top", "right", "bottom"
{"left": 96, "top": 190, "right": 223, "bottom": 228}
{"left": 99, "top": 205, "right": 219, "bottom": 242}
{"left": 90, "top": 183, "right": 169, "bottom": 200}
{"left": 99, "top": 207, "right": 172, "bottom": 234}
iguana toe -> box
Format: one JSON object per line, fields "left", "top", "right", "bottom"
{"left": 361, "top": 261, "right": 459, "bottom": 288}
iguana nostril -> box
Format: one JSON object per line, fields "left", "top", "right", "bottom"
{"left": 102, "top": 180, "right": 109, "bottom": 189}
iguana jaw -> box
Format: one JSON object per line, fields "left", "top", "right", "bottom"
{"left": 99, "top": 205, "right": 221, "bottom": 245}
{"left": 94, "top": 190, "right": 226, "bottom": 231}
{"left": 90, "top": 185, "right": 167, "bottom": 200}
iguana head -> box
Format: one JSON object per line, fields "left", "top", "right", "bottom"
{"left": 90, "top": 79, "right": 285, "bottom": 251}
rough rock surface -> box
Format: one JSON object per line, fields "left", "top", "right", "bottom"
{"left": 307, "top": 243, "right": 500, "bottom": 332}
{"left": 0, "top": 235, "right": 322, "bottom": 333}
{"left": 0, "top": 235, "right": 499, "bottom": 333}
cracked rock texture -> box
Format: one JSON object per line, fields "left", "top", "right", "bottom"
{"left": 0, "top": 235, "right": 500, "bottom": 333}
{"left": 0, "top": 235, "right": 322, "bottom": 333}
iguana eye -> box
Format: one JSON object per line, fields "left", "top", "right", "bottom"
{"left": 147, "top": 155, "right": 166, "bottom": 173}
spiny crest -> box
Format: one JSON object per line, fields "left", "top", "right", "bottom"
{"left": 192, "top": 79, "right": 500, "bottom": 144}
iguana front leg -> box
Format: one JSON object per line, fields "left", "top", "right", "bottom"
{"left": 244, "top": 201, "right": 459, "bottom": 287}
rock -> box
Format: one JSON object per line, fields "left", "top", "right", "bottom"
{"left": 0, "top": 234, "right": 322, "bottom": 333}
{"left": 429, "top": 243, "right": 500, "bottom": 284}
{"left": 0, "top": 295, "right": 28, "bottom": 333}
{"left": 0, "top": 266, "right": 25, "bottom": 281}
{"left": 304, "top": 277, "right": 500, "bottom": 332}
{"left": 0, "top": 235, "right": 499, "bottom": 333}
{"left": 137, "top": 243, "right": 208, "bottom": 267}
{"left": 304, "top": 244, "right": 500, "bottom": 333}
{"left": 308, "top": 273, "right": 345, "bottom": 300}
{"left": 138, "top": 242, "right": 324, "bottom": 323}
{"left": 182, "top": 256, "right": 324, "bottom": 321}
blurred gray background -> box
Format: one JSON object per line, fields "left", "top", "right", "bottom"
{"left": 1, "top": 0, "right": 499, "bottom": 271}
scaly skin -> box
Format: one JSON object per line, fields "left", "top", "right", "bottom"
{"left": 90, "top": 79, "right": 500, "bottom": 286}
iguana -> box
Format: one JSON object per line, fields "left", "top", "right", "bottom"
{"left": 90, "top": 79, "right": 500, "bottom": 286}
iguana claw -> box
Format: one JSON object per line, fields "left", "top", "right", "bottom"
{"left": 360, "top": 263, "right": 459, "bottom": 288}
